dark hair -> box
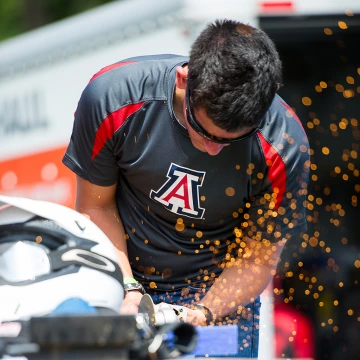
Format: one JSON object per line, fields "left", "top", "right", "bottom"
{"left": 187, "top": 19, "right": 282, "bottom": 132}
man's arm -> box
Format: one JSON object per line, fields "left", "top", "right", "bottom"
{"left": 76, "top": 175, "right": 142, "bottom": 313}
{"left": 188, "top": 236, "right": 286, "bottom": 324}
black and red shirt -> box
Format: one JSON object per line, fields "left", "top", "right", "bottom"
{"left": 63, "top": 55, "right": 310, "bottom": 290}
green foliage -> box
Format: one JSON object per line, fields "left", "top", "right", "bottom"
{"left": 0, "top": 0, "right": 27, "bottom": 42}
{"left": 0, "top": 0, "right": 115, "bottom": 42}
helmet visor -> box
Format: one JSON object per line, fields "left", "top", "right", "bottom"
{"left": 0, "top": 241, "right": 51, "bottom": 283}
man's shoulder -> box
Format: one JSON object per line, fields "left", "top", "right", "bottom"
{"left": 254, "top": 94, "right": 309, "bottom": 169}
{"left": 260, "top": 94, "right": 308, "bottom": 145}
{"left": 90, "top": 54, "right": 188, "bottom": 82}
{"left": 82, "top": 54, "right": 188, "bottom": 106}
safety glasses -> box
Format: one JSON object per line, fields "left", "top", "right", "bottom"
{"left": 185, "top": 86, "right": 258, "bottom": 144}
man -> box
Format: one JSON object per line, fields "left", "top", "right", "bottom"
{"left": 63, "top": 19, "right": 309, "bottom": 357}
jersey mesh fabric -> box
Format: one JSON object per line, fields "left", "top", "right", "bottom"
{"left": 63, "top": 54, "right": 310, "bottom": 290}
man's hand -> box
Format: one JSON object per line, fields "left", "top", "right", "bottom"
{"left": 155, "top": 303, "right": 207, "bottom": 326}
{"left": 185, "top": 307, "right": 207, "bottom": 326}
{"left": 120, "top": 291, "right": 143, "bottom": 315}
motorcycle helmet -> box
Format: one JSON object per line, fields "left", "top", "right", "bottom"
{"left": 0, "top": 195, "right": 124, "bottom": 322}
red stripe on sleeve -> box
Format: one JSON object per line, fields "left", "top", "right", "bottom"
{"left": 91, "top": 101, "right": 145, "bottom": 160}
{"left": 257, "top": 132, "right": 286, "bottom": 211}
{"left": 89, "top": 61, "right": 135, "bottom": 83}
{"left": 279, "top": 101, "right": 305, "bottom": 132}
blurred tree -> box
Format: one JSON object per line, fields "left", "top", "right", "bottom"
{"left": 0, "top": 0, "right": 115, "bottom": 42}
{"left": 0, "top": 0, "right": 26, "bottom": 41}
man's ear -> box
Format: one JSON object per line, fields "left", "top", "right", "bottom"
{"left": 175, "top": 65, "right": 188, "bottom": 90}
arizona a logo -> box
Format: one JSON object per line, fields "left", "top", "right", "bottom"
{"left": 150, "top": 163, "right": 205, "bottom": 219}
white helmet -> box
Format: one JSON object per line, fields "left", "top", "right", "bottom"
{"left": 0, "top": 195, "right": 124, "bottom": 322}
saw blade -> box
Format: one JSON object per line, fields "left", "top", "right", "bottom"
{"left": 138, "top": 294, "right": 156, "bottom": 326}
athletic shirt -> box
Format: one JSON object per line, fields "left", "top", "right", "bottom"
{"left": 63, "top": 55, "right": 310, "bottom": 291}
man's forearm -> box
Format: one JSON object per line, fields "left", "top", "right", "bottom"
{"left": 200, "top": 259, "right": 274, "bottom": 318}
{"left": 77, "top": 206, "right": 134, "bottom": 279}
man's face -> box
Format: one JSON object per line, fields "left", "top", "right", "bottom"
{"left": 183, "top": 89, "right": 256, "bottom": 156}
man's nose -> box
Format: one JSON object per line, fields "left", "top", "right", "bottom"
{"left": 204, "top": 139, "right": 225, "bottom": 156}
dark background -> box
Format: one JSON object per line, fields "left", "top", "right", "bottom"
{"left": 261, "top": 15, "right": 360, "bottom": 359}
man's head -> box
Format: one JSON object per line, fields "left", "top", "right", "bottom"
{"left": 187, "top": 19, "right": 282, "bottom": 133}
